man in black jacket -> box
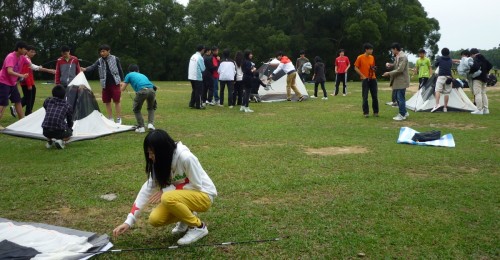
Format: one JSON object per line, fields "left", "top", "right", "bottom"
{"left": 469, "top": 48, "right": 492, "bottom": 115}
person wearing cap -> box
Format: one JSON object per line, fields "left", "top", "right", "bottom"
{"left": 415, "top": 48, "right": 432, "bottom": 89}
{"left": 469, "top": 48, "right": 493, "bottom": 115}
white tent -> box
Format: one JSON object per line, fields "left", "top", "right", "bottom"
{"left": 257, "top": 58, "right": 309, "bottom": 102}
{"left": 3, "top": 72, "right": 134, "bottom": 142}
{"left": 406, "top": 75, "right": 477, "bottom": 112}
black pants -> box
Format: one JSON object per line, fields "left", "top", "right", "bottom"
{"left": 335, "top": 73, "right": 347, "bottom": 95}
{"left": 242, "top": 77, "right": 252, "bottom": 107}
{"left": 21, "top": 85, "right": 36, "bottom": 116}
{"left": 419, "top": 77, "right": 429, "bottom": 89}
{"left": 361, "top": 79, "right": 379, "bottom": 115}
{"left": 219, "top": 80, "right": 234, "bottom": 106}
{"left": 314, "top": 81, "right": 327, "bottom": 97}
{"left": 233, "top": 81, "right": 243, "bottom": 105}
{"left": 43, "top": 128, "right": 73, "bottom": 140}
{"left": 202, "top": 76, "right": 213, "bottom": 103}
{"left": 189, "top": 80, "right": 203, "bottom": 109}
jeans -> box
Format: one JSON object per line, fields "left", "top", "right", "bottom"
{"left": 219, "top": 80, "right": 234, "bottom": 106}
{"left": 133, "top": 88, "right": 156, "bottom": 127}
{"left": 361, "top": 79, "right": 379, "bottom": 115}
{"left": 212, "top": 77, "right": 219, "bottom": 102}
{"left": 395, "top": 88, "right": 407, "bottom": 116}
{"left": 189, "top": 80, "right": 203, "bottom": 109}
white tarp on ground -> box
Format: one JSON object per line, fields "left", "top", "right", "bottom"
{"left": 0, "top": 218, "right": 112, "bottom": 259}
{"left": 257, "top": 58, "right": 309, "bottom": 102}
{"left": 2, "top": 72, "right": 134, "bottom": 142}
{"left": 397, "top": 127, "right": 455, "bottom": 147}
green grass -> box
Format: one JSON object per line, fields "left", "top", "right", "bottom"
{"left": 0, "top": 80, "right": 499, "bottom": 259}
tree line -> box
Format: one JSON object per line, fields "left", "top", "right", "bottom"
{"left": 1, "top": 0, "right": 444, "bottom": 81}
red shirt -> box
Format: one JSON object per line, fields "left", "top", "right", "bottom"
{"left": 20, "top": 57, "right": 35, "bottom": 87}
{"left": 212, "top": 56, "right": 220, "bottom": 78}
{"left": 335, "top": 56, "right": 350, "bottom": 74}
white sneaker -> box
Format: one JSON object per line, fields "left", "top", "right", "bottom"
{"left": 393, "top": 114, "right": 406, "bottom": 121}
{"left": 135, "top": 127, "right": 146, "bottom": 133}
{"left": 116, "top": 118, "right": 122, "bottom": 125}
{"left": 245, "top": 107, "right": 254, "bottom": 113}
{"left": 483, "top": 108, "right": 489, "bottom": 114}
{"left": 54, "top": 139, "right": 65, "bottom": 149}
{"left": 10, "top": 105, "right": 17, "bottom": 118}
{"left": 171, "top": 222, "right": 189, "bottom": 235}
{"left": 443, "top": 107, "right": 447, "bottom": 113}
{"left": 147, "top": 123, "right": 155, "bottom": 131}
{"left": 45, "top": 139, "right": 54, "bottom": 149}
{"left": 343, "top": 94, "right": 346, "bottom": 96}
{"left": 229, "top": 106, "right": 234, "bottom": 109}
{"left": 177, "top": 224, "right": 209, "bottom": 245}
{"left": 240, "top": 106, "right": 245, "bottom": 112}
{"left": 310, "top": 95, "right": 317, "bottom": 98}
{"left": 209, "top": 101, "right": 215, "bottom": 106}
{"left": 322, "top": 97, "right": 328, "bottom": 100}
{"left": 217, "top": 104, "right": 224, "bottom": 107}
{"left": 471, "top": 110, "right": 483, "bottom": 115}
{"left": 430, "top": 105, "right": 441, "bottom": 113}
{"left": 404, "top": 112, "right": 410, "bottom": 118}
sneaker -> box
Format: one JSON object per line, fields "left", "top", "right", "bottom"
{"left": 385, "top": 101, "right": 393, "bottom": 106}
{"left": 147, "top": 123, "right": 155, "bottom": 131}
{"left": 483, "top": 108, "right": 489, "bottom": 115}
{"left": 45, "top": 139, "right": 54, "bottom": 149}
{"left": 135, "top": 127, "right": 146, "bottom": 133}
{"left": 205, "top": 101, "right": 210, "bottom": 104}
{"left": 310, "top": 95, "right": 317, "bottom": 98}
{"left": 322, "top": 97, "right": 328, "bottom": 100}
{"left": 209, "top": 101, "right": 215, "bottom": 106}
{"left": 393, "top": 114, "right": 405, "bottom": 121}
{"left": 245, "top": 107, "right": 254, "bottom": 113}
{"left": 286, "top": 99, "right": 292, "bottom": 101}
{"left": 229, "top": 106, "right": 234, "bottom": 109}
{"left": 177, "top": 224, "right": 209, "bottom": 245}
{"left": 391, "top": 102, "right": 398, "bottom": 107}
{"left": 54, "top": 139, "right": 65, "bottom": 149}
{"left": 171, "top": 222, "right": 189, "bottom": 235}
{"left": 430, "top": 105, "right": 441, "bottom": 113}
{"left": 10, "top": 106, "right": 17, "bottom": 118}
{"left": 330, "top": 93, "right": 335, "bottom": 96}
{"left": 116, "top": 118, "right": 122, "bottom": 125}
{"left": 471, "top": 110, "right": 483, "bottom": 115}
{"left": 443, "top": 107, "right": 447, "bottom": 113}
{"left": 404, "top": 112, "right": 410, "bottom": 118}
{"left": 218, "top": 103, "right": 224, "bottom": 107}
{"left": 240, "top": 106, "right": 245, "bottom": 111}
{"left": 373, "top": 113, "right": 379, "bottom": 117}
{"left": 343, "top": 94, "right": 346, "bottom": 96}
{"left": 363, "top": 114, "right": 369, "bottom": 118}
{"left": 298, "top": 96, "right": 304, "bottom": 102}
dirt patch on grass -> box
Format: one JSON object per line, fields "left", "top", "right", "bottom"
{"left": 304, "top": 146, "right": 368, "bottom": 156}
{"left": 239, "top": 141, "right": 286, "bottom": 148}
{"left": 258, "top": 113, "right": 276, "bottom": 116}
{"left": 429, "top": 123, "right": 486, "bottom": 130}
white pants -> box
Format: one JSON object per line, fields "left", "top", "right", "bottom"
{"left": 472, "top": 80, "right": 488, "bottom": 110}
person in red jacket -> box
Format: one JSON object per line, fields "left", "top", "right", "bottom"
{"left": 55, "top": 45, "right": 81, "bottom": 88}
{"left": 19, "top": 45, "right": 55, "bottom": 116}
{"left": 211, "top": 46, "right": 221, "bottom": 105}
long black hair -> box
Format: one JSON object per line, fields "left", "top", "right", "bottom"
{"left": 234, "top": 51, "right": 243, "bottom": 67}
{"left": 244, "top": 49, "right": 252, "bottom": 60}
{"left": 143, "top": 129, "right": 177, "bottom": 188}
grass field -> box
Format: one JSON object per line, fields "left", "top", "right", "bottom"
{"left": 0, "top": 80, "right": 499, "bottom": 259}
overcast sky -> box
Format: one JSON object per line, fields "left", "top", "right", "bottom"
{"left": 175, "top": 0, "right": 499, "bottom": 51}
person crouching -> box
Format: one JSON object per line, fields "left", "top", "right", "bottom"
{"left": 42, "top": 85, "right": 73, "bottom": 149}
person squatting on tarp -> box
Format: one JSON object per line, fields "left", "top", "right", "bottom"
{"left": 113, "top": 129, "right": 217, "bottom": 245}
{"left": 42, "top": 85, "right": 74, "bottom": 149}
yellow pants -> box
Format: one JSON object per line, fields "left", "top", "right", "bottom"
{"left": 149, "top": 190, "right": 211, "bottom": 227}
{"left": 286, "top": 72, "right": 302, "bottom": 99}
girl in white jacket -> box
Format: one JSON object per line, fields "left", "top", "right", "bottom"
{"left": 113, "top": 129, "right": 217, "bottom": 245}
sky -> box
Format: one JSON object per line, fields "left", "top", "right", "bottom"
{"left": 175, "top": 0, "right": 500, "bottom": 51}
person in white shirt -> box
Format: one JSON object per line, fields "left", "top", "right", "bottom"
{"left": 217, "top": 49, "right": 236, "bottom": 108}
{"left": 113, "top": 129, "right": 217, "bottom": 245}
{"left": 270, "top": 51, "right": 304, "bottom": 101}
